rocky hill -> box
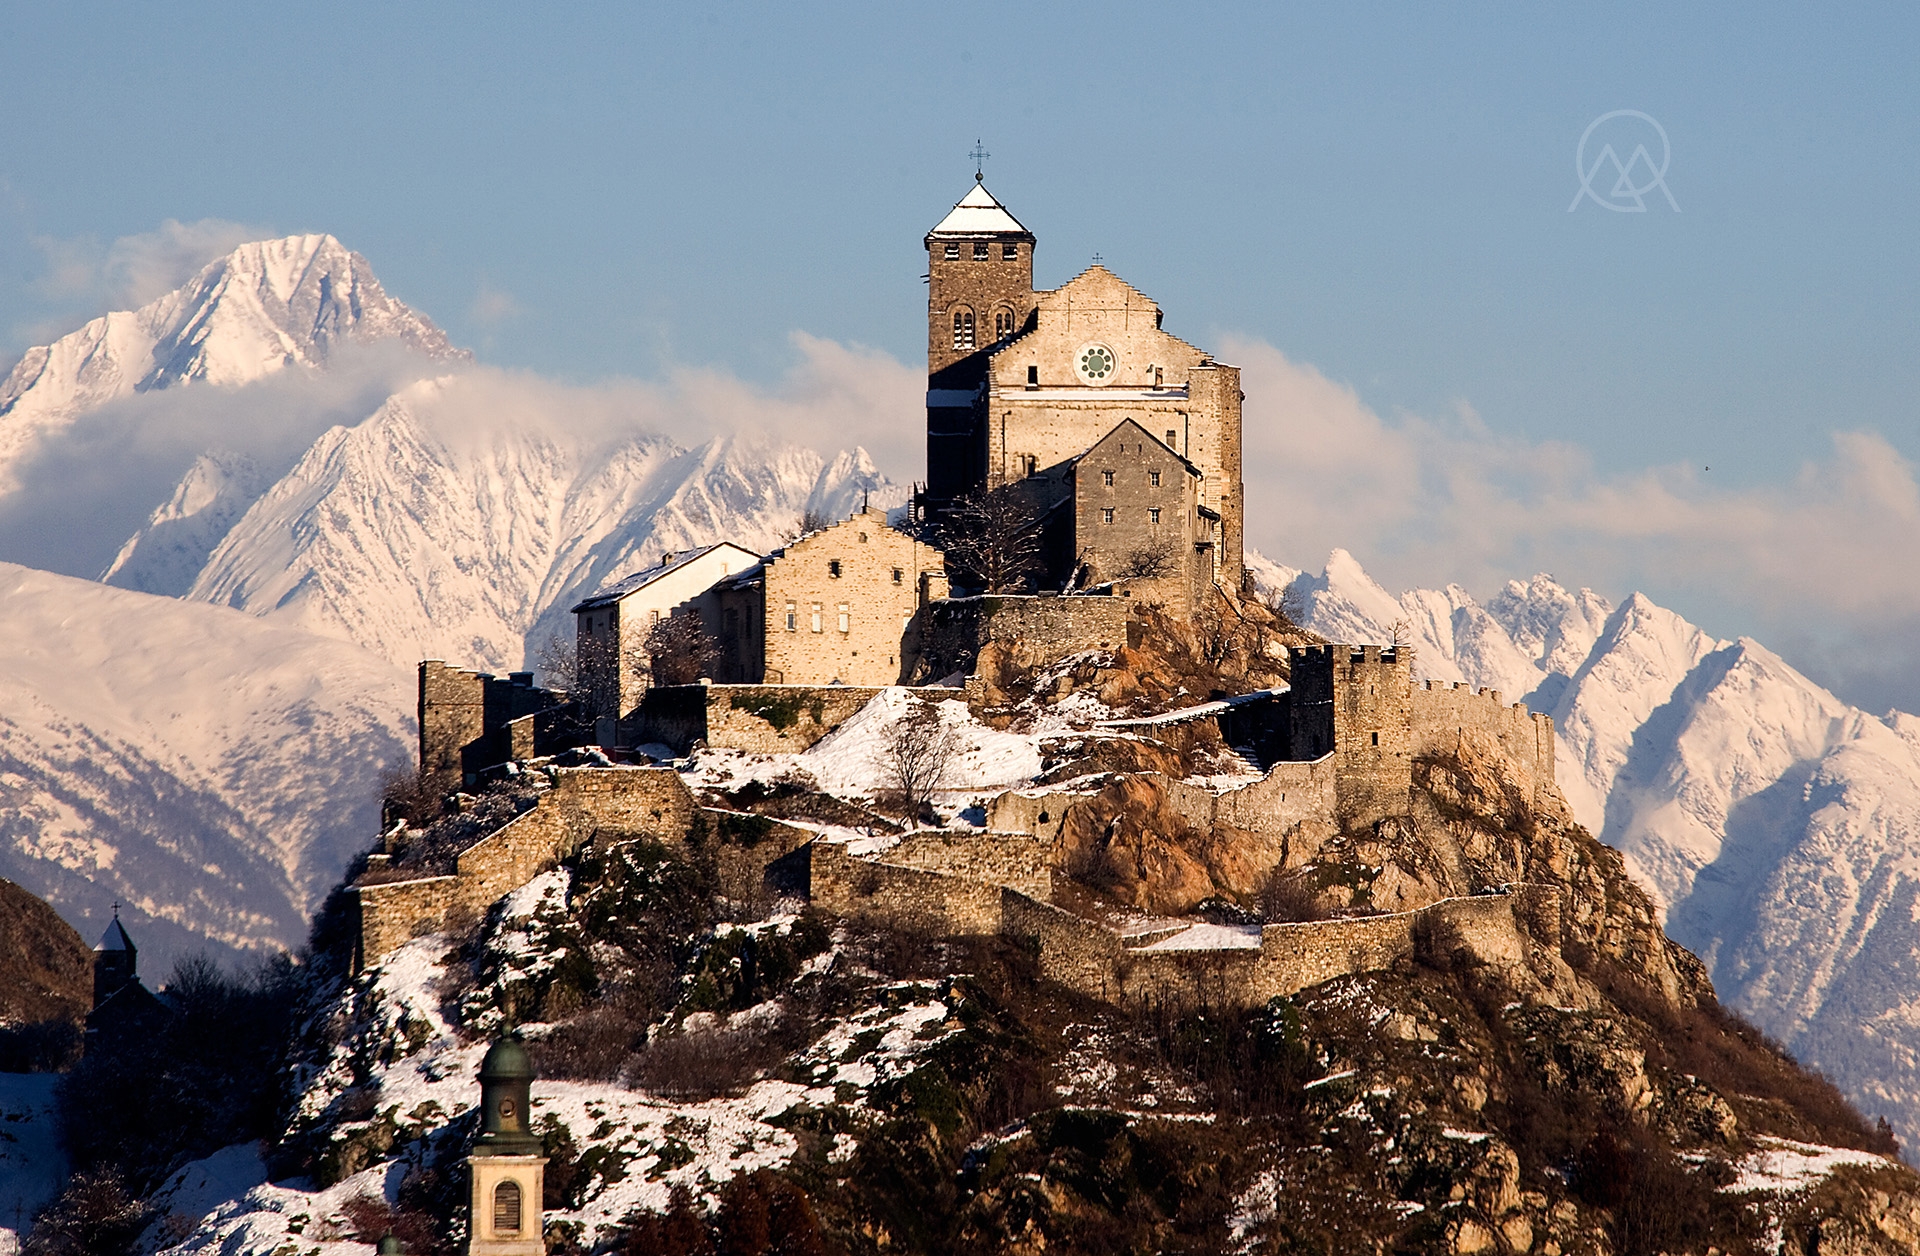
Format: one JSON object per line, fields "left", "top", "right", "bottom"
{"left": 1278, "top": 549, "right": 1920, "bottom": 1155}
{"left": 86, "top": 615, "right": 1919, "bottom": 1256}
{"left": 0, "top": 879, "right": 89, "bottom": 1030}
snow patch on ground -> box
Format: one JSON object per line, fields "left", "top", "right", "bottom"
{"left": 0, "top": 1073, "right": 62, "bottom": 1256}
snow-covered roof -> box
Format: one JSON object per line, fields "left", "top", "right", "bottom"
{"left": 96, "top": 917, "right": 135, "bottom": 953}
{"left": 570, "top": 543, "right": 761, "bottom": 612}
{"left": 926, "top": 182, "right": 1032, "bottom": 239}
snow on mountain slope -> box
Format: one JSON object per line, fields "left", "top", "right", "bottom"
{"left": 100, "top": 449, "right": 270, "bottom": 595}
{"left": 0, "top": 563, "right": 411, "bottom": 972}
{"left": 183, "top": 375, "right": 903, "bottom": 674}
{"left": 0, "top": 234, "right": 460, "bottom": 490}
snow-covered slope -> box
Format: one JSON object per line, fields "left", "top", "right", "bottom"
{"left": 177, "top": 375, "right": 903, "bottom": 674}
{"left": 0, "top": 563, "right": 412, "bottom": 971}
{"left": 1281, "top": 548, "right": 1920, "bottom": 1147}
{"left": 0, "top": 234, "right": 460, "bottom": 490}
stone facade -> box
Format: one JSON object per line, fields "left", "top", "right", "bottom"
{"left": 418, "top": 662, "right": 570, "bottom": 797}
{"left": 1286, "top": 644, "right": 1417, "bottom": 827}
{"left": 1070, "top": 419, "right": 1213, "bottom": 605}
{"left": 570, "top": 543, "right": 762, "bottom": 718}
{"left": 713, "top": 509, "right": 946, "bottom": 686}
{"left": 920, "top": 183, "right": 1245, "bottom": 595}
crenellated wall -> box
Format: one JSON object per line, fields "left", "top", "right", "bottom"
{"left": 1410, "top": 680, "right": 1557, "bottom": 805}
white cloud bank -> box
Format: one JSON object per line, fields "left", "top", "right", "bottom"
{"left": 1227, "top": 335, "right": 1920, "bottom": 712}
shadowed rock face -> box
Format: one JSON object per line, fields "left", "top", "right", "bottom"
{"left": 0, "top": 878, "right": 91, "bottom": 1026}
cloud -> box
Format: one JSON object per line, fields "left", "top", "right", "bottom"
{"left": 31, "top": 218, "right": 265, "bottom": 313}
{"left": 468, "top": 284, "right": 519, "bottom": 328}
{"left": 1226, "top": 335, "right": 1920, "bottom": 711}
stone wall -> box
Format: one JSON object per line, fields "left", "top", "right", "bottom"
{"left": 694, "top": 809, "right": 820, "bottom": 903}
{"left": 1285, "top": 644, "right": 1416, "bottom": 828}
{"left": 631, "top": 683, "right": 959, "bottom": 755}
{"left": 881, "top": 830, "right": 1054, "bottom": 899}
{"left": 418, "top": 662, "right": 569, "bottom": 795}
{"left": 808, "top": 842, "right": 1006, "bottom": 935}
{"left": 984, "top": 788, "right": 1084, "bottom": 840}
{"left": 1153, "top": 757, "right": 1339, "bottom": 838}
{"left": 999, "top": 889, "right": 1544, "bottom": 1011}
{"left": 1410, "top": 681, "right": 1557, "bottom": 805}
{"left": 354, "top": 767, "right": 696, "bottom": 968}
{"left": 916, "top": 593, "right": 1134, "bottom": 679}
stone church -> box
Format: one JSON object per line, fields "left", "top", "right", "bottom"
{"left": 922, "top": 178, "right": 1245, "bottom": 602}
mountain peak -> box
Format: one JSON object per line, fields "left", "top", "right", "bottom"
{"left": 0, "top": 233, "right": 465, "bottom": 489}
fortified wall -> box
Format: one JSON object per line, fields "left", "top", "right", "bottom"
{"left": 915, "top": 593, "right": 1135, "bottom": 680}
{"left": 418, "top": 662, "right": 572, "bottom": 797}
{"left": 1285, "top": 645, "right": 1556, "bottom": 825}
{"left": 627, "top": 682, "right": 962, "bottom": 755}
{"left": 354, "top": 767, "right": 696, "bottom": 967}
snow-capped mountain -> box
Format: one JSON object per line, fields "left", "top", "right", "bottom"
{"left": 0, "top": 563, "right": 411, "bottom": 974}
{"left": 1281, "top": 548, "right": 1920, "bottom": 1147}
{"left": 169, "top": 375, "right": 903, "bottom": 675}
{"left": 0, "top": 234, "right": 461, "bottom": 490}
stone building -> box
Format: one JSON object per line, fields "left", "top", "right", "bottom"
{"left": 922, "top": 179, "right": 1245, "bottom": 595}
{"left": 417, "top": 663, "right": 570, "bottom": 797}
{"left": 569, "top": 543, "right": 761, "bottom": 717}
{"left": 713, "top": 508, "right": 947, "bottom": 685}
{"left": 86, "top": 911, "right": 168, "bottom": 1047}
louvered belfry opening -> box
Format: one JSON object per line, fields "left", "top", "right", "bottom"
{"left": 493, "top": 1179, "right": 522, "bottom": 1234}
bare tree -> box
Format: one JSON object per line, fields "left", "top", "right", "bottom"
{"left": 1121, "top": 533, "right": 1181, "bottom": 578}
{"left": 532, "top": 628, "right": 578, "bottom": 692}
{"left": 877, "top": 696, "right": 961, "bottom": 828}
{"left": 1390, "top": 618, "right": 1411, "bottom": 650}
{"left": 646, "top": 614, "right": 720, "bottom": 687}
{"left": 939, "top": 487, "right": 1045, "bottom": 592}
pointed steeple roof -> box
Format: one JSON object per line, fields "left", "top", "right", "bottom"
{"left": 926, "top": 182, "right": 1032, "bottom": 239}
{"left": 96, "top": 917, "right": 135, "bottom": 953}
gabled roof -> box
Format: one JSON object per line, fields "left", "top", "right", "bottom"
{"left": 570, "top": 543, "right": 762, "bottom": 612}
{"left": 1074, "top": 418, "right": 1202, "bottom": 479}
{"left": 926, "top": 182, "right": 1032, "bottom": 239}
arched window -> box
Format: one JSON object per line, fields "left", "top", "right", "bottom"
{"left": 951, "top": 308, "right": 975, "bottom": 350}
{"left": 993, "top": 307, "right": 1014, "bottom": 340}
{"left": 493, "top": 1180, "right": 523, "bottom": 1234}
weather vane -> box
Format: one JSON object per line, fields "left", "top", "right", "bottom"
{"left": 970, "top": 139, "right": 990, "bottom": 182}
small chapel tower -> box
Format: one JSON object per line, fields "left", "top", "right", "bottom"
{"left": 466, "top": 1034, "right": 546, "bottom": 1255}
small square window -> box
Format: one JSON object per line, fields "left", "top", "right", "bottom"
{"left": 1026, "top": 365, "right": 1038, "bottom": 387}
{"left": 785, "top": 603, "right": 797, "bottom": 632}
{"left": 1166, "top": 429, "right": 1177, "bottom": 445}
{"left": 838, "top": 604, "right": 849, "bottom": 633}
{"left": 892, "top": 567, "right": 903, "bottom": 584}
{"left": 944, "top": 242, "right": 959, "bottom": 260}
{"left": 1371, "top": 731, "right": 1380, "bottom": 746}
{"left": 1149, "top": 470, "right": 1161, "bottom": 487}
{"left": 1002, "top": 242, "right": 1018, "bottom": 260}
{"left": 973, "top": 241, "right": 989, "bottom": 261}
{"left": 829, "top": 559, "right": 842, "bottom": 578}
{"left": 1149, "top": 508, "right": 1161, "bottom": 524}
{"left": 810, "top": 604, "right": 823, "bottom": 633}
{"left": 1102, "top": 470, "right": 1114, "bottom": 486}
{"left": 1101, "top": 507, "right": 1114, "bottom": 524}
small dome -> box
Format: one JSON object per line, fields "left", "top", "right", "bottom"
{"left": 479, "top": 1033, "right": 534, "bottom": 1082}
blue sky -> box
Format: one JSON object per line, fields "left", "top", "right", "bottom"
{"left": 3, "top": 2, "right": 1917, "bottom": 705}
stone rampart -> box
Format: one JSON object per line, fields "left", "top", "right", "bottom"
{"left": 808, "top": 842, "right": 1005, "bottom": 935}
{"left": 916, "top": 593, "right": 1134, "bottom": 679}
{"left": 1410, "top": 681, "right": 1557, "bottom": 805}
{"left": 631, "top": 683, "right": 959, "bottom": 755}
{"left": 1151, "top": 757, "right": 1338, "bottom": 837}
{"left": 987, "top": 886, "right": 1550, "bottom": 1011}
{"left": 695, "top": 809, "right": 823, "bottom": 902}
{"left": 354, "top": 767, "right": 696, "bottom": 969}
{"left": 983, "top": 788, "right": 1083, "bottom": 839}
{"left": 881, "top": 830, "right": 1054, "bottom": 899}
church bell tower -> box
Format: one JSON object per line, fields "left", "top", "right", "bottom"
{"left": 923, "top": 169, "right": 1037, "bottom": 508}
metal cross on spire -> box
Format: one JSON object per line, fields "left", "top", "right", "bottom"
{"left": 111, "top": 900, "right": 121, "bottom": 918}
{"left": 970, "top": 139, "right": 990, "bottom": 182}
